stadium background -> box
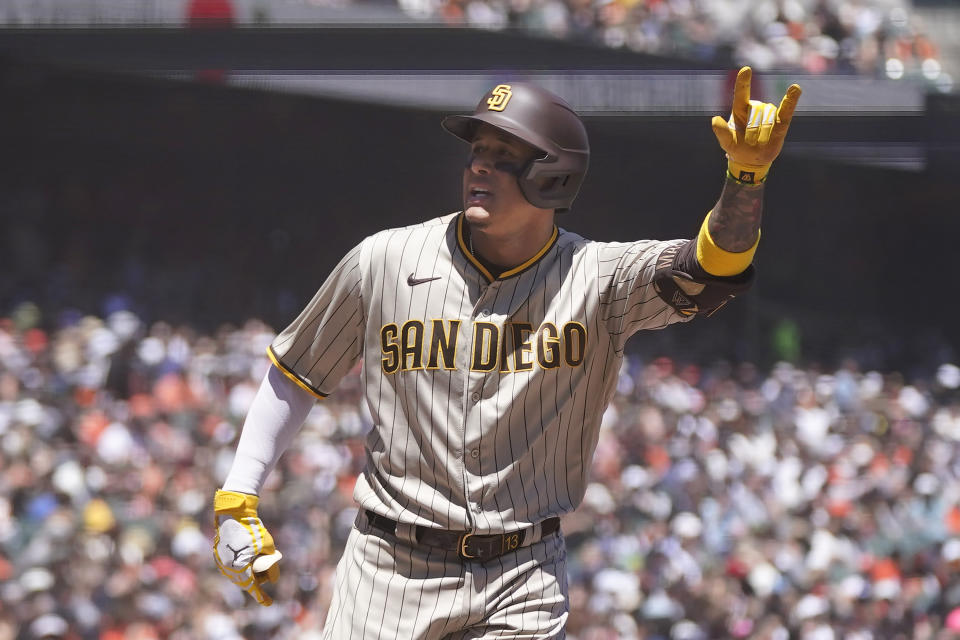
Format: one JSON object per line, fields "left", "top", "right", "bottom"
{"left": 2, "top": 0, "right": 960, "bottom": 638}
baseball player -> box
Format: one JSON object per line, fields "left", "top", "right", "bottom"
{"left": 213, "top": 67, "right": 801, "bottom": 637}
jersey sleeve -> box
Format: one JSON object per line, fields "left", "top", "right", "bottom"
{"left": 267, "top": 241, "right": 365, "bottom": 399}
{"left": 599, "top": 238, "right": 694, "bottom": 354}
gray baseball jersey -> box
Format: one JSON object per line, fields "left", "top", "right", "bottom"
{"left": 268, "top": 211, "right": 691, "bottom": 534}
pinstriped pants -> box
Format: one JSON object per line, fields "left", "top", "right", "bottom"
{"left": 320, "top": 511, "right": 569, "bottom": 639}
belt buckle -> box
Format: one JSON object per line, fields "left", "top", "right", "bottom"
{"left": 458, "top": 533, "right": 476, "bottom": 560}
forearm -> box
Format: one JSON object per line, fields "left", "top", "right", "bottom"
{"left": 694, "top": 175, "right": 764, "bottom": 277}
{"left": 702, "top": 65, "right": 799, "bottom": 273}
{"left": 709, "top": 175, "right": 764, "bottom": 252}
{"left": 222, "top": 365, "right": 316, "bottom": 495}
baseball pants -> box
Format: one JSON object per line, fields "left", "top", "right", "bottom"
{"left": 320, "top": 510, "right": 569, "bottom": 639}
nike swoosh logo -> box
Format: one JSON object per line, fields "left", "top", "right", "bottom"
{"left": 407, "top": 274, "right": 441, "bottom": 286}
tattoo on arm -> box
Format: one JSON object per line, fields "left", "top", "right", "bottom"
{"left": 708, "top": 176, "right": 764, "bottom": 252}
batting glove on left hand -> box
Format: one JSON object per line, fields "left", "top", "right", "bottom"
{"left": 711, "top": 66, "right": 802, "bottom": 184}
{"left": 213, "top": 489, "right": 283, "bottom": 606}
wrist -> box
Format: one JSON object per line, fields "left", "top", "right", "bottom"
{"left": 214, "top": 488, "right": 260, "bottom": 516}
{"left": 727, "top": 159, "right": 770, "bottom": 184}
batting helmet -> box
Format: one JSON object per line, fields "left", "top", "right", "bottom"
{"left": 442, "top": 82, "right": 589, "bottom": 212}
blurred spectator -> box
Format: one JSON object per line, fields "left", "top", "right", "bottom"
{"left": 187, "top": 0, "right": 235, "bottom": 27}
{"left": 3, "top": 306, "right": 960, "bottom": 638}
{"left": 0, "top": 0, "right": 948, "bottom": 82}
{"left": 407, "top": 0, "right": 948, "bottom": 83}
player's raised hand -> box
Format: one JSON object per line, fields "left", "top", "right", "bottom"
{"left": 212, "top": 489, "right": 283, "bottom": 606}
{"left": 711, "top": 66, "right": 801, "bottom": 184}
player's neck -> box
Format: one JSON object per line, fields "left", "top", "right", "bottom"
{"left": 466, "top": 216, "right": 556, "bottom": 275}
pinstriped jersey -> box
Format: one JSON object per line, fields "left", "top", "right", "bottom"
{"left": 269, "top": 212, "right": 692, "bottom": 533}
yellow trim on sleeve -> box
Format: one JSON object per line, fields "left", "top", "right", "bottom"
{"left": 266, "top": 346, "right": 327, "bottom": 400}
{"left": 696, "top": 210, "right": 759, "bottom": 277}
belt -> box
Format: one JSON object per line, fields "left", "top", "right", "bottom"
{"left": 364, "top": 510, "right": 561, "bottom": 562}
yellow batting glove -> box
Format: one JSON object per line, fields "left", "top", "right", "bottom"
{"left": 711, "top": 66, "right": 802, "bottom": 184}
{"left": 212, "top": 489, "right": 283, "bottom": 606}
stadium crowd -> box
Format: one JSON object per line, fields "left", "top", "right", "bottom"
{"left": 401, "top": 0, "right": 945, "bottom": 80}
{"left": 0, "top": 0, "right": 949, "bottom": 82}
{"left": 3, "top": 302, "right": 960, "bottom": 639}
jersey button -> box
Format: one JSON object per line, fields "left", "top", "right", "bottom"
{"left": 470, "top": 392, "right": 481, "bottom": 403}
{"left": 479, "top": 308, "right": 491, "bottom": 317}
{"left": 470, "top": 449, "right": 479, "bottom": 459}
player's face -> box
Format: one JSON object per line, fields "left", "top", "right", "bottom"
{"left": 462, "top": 126, "right": 546, "bottom": 231}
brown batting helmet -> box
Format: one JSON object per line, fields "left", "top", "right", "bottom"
{"left": 442, "top": 82, "right": 590, "bottom": 212}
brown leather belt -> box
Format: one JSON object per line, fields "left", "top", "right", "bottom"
{"left": 364, "top": 510, "right": 560, "bottom": 562}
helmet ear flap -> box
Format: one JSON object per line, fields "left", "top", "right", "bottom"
{"left": 519, "top": 147, "right": 590, "bottom": 211}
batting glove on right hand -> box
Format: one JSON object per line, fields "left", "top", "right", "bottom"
{"left": 711, "top": 66, "right": 802, "bottom": 184}
{"left": 213, "top": 489, "right": 283, "bottom": 606}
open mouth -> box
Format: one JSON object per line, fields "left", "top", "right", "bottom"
{"left": 467, "top": 187, "right": 492, "bottom": 202}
